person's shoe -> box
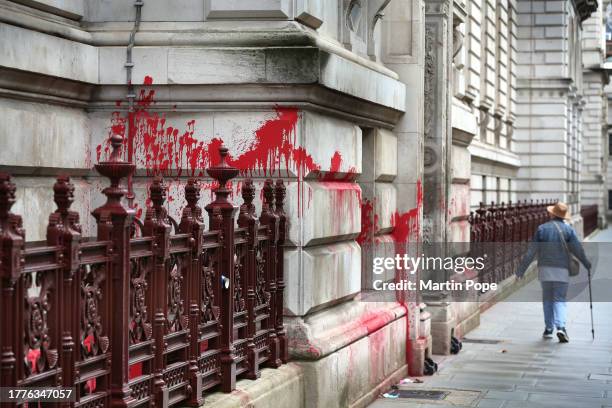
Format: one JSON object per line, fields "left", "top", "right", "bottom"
{"left": 557, "top": 327, "right": 569, "bottom": 343}
{"left": 542, "top": 328, "right": 554, "bottom": 339}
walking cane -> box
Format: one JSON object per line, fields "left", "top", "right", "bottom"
{"left": 587, "top": 266, "right": 595, "bottom": 340}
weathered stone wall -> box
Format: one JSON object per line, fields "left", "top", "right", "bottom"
{"left": 514, "top": 0, "right": 589, "bottom": 229}
{"left": 0, "top": 0, "right": 427, "bottom": 406}
{"left": 581, "top": 0, "right": 608, "bottom": 228}
{"left": 464, "top": 0, "right": 520, "bottom": 211}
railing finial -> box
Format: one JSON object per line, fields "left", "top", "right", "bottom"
{"left": 144, "top": 176, "right": 170, "bottom": 230}
{"left": 275, "top": 180, "right": 286, "bottom": 215}
{"left": 53, "top": 175, "right": 75, "bottom": 216}
{"left": 0, "top": 173, "right": 25, "bottom": 284}
{"left": 240, "top": 179, "right": 256, "bottom": 216}
{"left": 149, "top": 176, "right": 167, "bottom": 209}
{"left": 0, "top": 173, "right": 17, "bottom": 221}
{"left": 263, "top": 179, "right": 275, "bottom": 212}
{"left": 185, "top": 178, "right": 201, "bottom": 210}
{"left": 207, "top": 145, "right": 238, "bottom": 205}
{"left": 92, "top": 131, "right": 135, "bottom": 226}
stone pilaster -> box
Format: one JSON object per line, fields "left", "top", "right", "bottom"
{"left": 381, "top": 0, "right": 430, "bottom": 375}
{"left": 424, "top": 0, "right": 453, "bottom": 247}
{"left": 424, "top": 0, "right": 455, "bottom": 355}
{"left": 581, "top": 0, "right": 609, "bottom": 229}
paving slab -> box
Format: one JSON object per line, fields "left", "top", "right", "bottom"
{"left": 369, "top": 227, "right": 612, "bottom": 408}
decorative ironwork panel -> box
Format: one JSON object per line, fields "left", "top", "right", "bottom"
{"left": 233, "top": 242, "right": 247, "bottom": 314}
{"left": 201, "top": 247, "right": 221, "bottom": 324}
{"left": 167, "top": 253, "right": 188, "bottom": 333}
{"left": 129, "top": 257, "right": 153, "bottom": 344}
{"left": 22, "top": 270, "right": 58, "bottom": 379}
{"left": 80, "top": 264, "right": 110, "bottom": 359}
{"left": 0, "top": 145, "right": 289, "bottom": 406}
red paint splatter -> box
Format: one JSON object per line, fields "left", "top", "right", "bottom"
{"left": 98, "top": 88, "right": 304, "bottom": 180}
{"left": 356, "top": 198, "right": 378, "bottom": 245}
{"left": 330, "top": 151, "right": 342, "bottom": 173}
{"left": 319, "top": 151, "right": 357, "bottom": 182}
{"left": 26, "top": 348, "right": 40, "bottom": 374}
{"left": 129, "top": 362, "right": 143, "bottom": 380}
{"left": 96, "top": 78, "right": 323, "bottom": 215}
{"left": 95, "top": 79, "right": 423, "bottom": 371}
{"left": 82, "top": 335, "right": 97, "bottom": 392}
{"left": 390, "top": 180, "right": 423, "bottom": 243}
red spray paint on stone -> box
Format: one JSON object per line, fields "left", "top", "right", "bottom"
{"left": 97, "top": 77, "right": 311, "bottom": 211}
{"left": 96, "top": 76, "right": 424, "bottom": 373}
{"left": 390, "top": 180, "right": 423, "bottom": 244}
{"left": 390, "top": 180, "right": 423, "bottom": 371}
{"left": 356, "top": 198, "right": 377, "bottom": 246}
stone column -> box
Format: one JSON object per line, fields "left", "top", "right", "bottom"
{"left": 423, "top": 0, "right": 455, "bottom": 354}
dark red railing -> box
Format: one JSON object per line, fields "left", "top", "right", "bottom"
{"left": 581, "top": 204, "right": 598, "bottom": 237}
{"left": 0, "top": 135, "right": 287, "bottom": 407}
{"left": 468, "top": 200, "right": 555, "bottom": 285}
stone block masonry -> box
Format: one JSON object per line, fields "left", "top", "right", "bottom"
{"left": 0, "top": 0, "right": 428, "bottom": 406}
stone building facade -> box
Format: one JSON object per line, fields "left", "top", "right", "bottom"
{"left": 464, "top": 0, "right": 520, "bottom": 213}
{"left": 513, "top": 0, "right": 602, "bottom": 233}
{"left": 581, "top": 0, "right": 609, "bottom": 227}
{"left": 0, "top": 0, "right": 428, "bottom": 407}
{"left": 463, "top": 0, "right": 605, "bottom": 232}
{"left": 448, "top": 0, "right": 606, "bottom": 234}
{"left": 0, "top": 0, "right": 607, "bottom": 407}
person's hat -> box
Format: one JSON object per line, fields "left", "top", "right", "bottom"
{"left": 547, "top": 202, "right": 570, "bottom": 220}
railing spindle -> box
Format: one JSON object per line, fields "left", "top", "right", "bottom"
{"left": 205, "top": 145, "right": 239, "bottom": 393}
{"left": 91, "top": 133, "right": 136, "bottom": 407}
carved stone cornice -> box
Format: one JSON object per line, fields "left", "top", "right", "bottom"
{"left": 453, "top": 0, "right": 467, "bottom": 22}
{"left": 452, "top": 128, "right": 475, "bottom": 147}
{"left": 425, "top": 0, "right": 451, "bottom": 16}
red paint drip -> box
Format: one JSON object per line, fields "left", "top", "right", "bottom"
{"left": 356, "top": 198, "right": 378, "bottom": 246}
{"left": 129, "top": 363, "right": 143, "bottom": 380}
{"left": 94, "top": 76, "right": 426, "bottom": 375}
{"left": 390, "top": 180, "right": 423, "bottom": 243}
{"left": 319, "top": 151, "right": 357, "bottom": 182}
{"left": 82, "top": 335, "right": 97, "bottom": 392}
{"left": 96, "top": 80, "right": 313, "bottom": 213}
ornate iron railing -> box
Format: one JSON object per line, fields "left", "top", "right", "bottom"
{"left": 580, "top": 204, "right": 598, "bottom": 237}
{"left": 0, "top": 136, "right": 287, "bottom": 407}
{"left": 468, "top": 200, "right": 555, "bottom": 285}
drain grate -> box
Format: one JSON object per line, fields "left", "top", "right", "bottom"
{"left": 461, "top": 338, "right": 503, "bottom": 344}
{"left": 396, "top": 390, "right": 449, "bottom": 400}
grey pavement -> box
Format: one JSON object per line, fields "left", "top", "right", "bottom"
{"left": 370, "top": 228, "right": 612, "bottom": 408}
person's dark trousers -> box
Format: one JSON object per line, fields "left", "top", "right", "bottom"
{"left": 541, "top": 281, "right": 569, "bottom": 330}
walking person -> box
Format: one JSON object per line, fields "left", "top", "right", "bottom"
{"left": 516, "top": 202, "right": 591, "bottom": 343}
